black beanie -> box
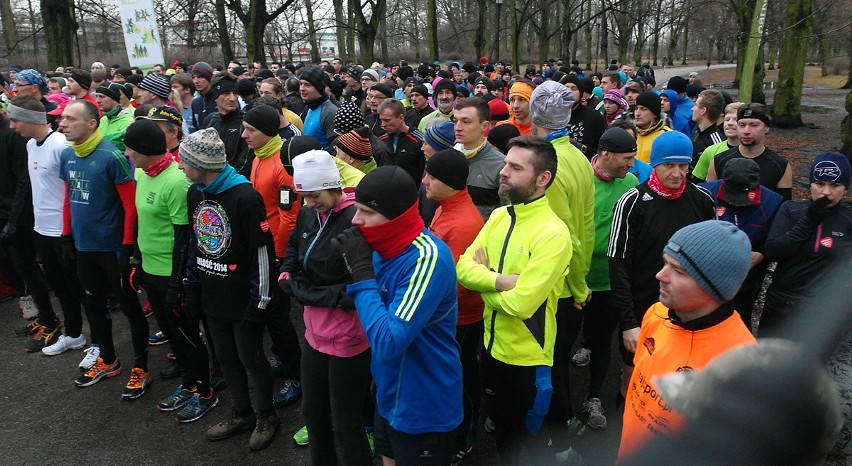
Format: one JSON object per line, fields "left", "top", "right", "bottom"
{"left": 487, "top": 123, "right": 521, "bottom": 155}
{"left": 668, "top": 75, "right": 687, "bottom": 94}
{"left": 425, "top": 149, "right": 468, "bottom": 190}
{"left": 123, "top": 119, "right": 166, "bottom": 156}
{"left": 299, "top": 66, "right": 327, "bottom": 95}
{"left": 635, "top": 91, "right": 662, "bottom": 117}
{"left": 70, "top": 71, "right": 92, "bottom": 91}
{"left": 243, "top": 104, "right": 280, "bottom": 137}
{"left": 281, "top": 136, "right": 322, "bottom": 175}
{"left": 211, "top": 76, "right": 239, "bottom": 99}
{"left": 355, "top": 166, "right": 418, "bottom": 220}
{"left": 598, "top": 127, "right": 638, "bottom": 153}
{"left": 238, "top": 78, "right": 257, "bottom": 97}
{"left": 370, "top": 83, "right": 394, "bottom": 98}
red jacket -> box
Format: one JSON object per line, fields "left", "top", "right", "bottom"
{"left": 250, "top": 153, "right": 300, "bottom": 258}
{"left": 429, "top": 189, "right": 485, "bottom": 325}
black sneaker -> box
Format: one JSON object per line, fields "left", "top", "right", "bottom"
{"left": 248, "top": 411, "right": 280, "bottom": 451}
{"left": 175, "top": 391, "right": 219, "bottom": 423}
{"left": 15, "top": 320, "right": 43, "bottom": 337}
{"left": 24, "top": 325, "right": 61, "bottom": 353}
{"left": 157, "top": 386, "right": 196, "bottom": 412}
{"left": 206, "top": 411, "right": 256, "bottom": 441}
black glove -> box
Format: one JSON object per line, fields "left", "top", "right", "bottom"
{"left": 338, "top": 292, "right": 356, "bottom": 310}
{"left": 0, "top": 223, "right": 16, "bottom": 244}
{"left": 60, "top": 235, "right": 77, "bottom": 265}
{"left": 806, "top": 196, "right": 832, "bottom": 224}
{"left": 183, "top": 282, "right": 202, "bottom": 321}
{"left": 165, "top": 284, "right": 182, "bottom": 315}
{"left": 243, "top": 306, "right": 268, "bottom": 323}
{"left": 331, "top": 227, "right": 375, "bottom": 282}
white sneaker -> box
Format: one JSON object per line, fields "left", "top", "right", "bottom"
{"left": 42, "top": 334, "right": 87, "bottom": 356}
{"left": 19, "top": 295, "right": 37, "bottom": 320}
{"left": 79, "top": 345, "right": 100, "bottom": 370}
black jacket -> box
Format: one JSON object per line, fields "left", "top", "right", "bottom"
{"left": 0, "top": 116, "right": 32, "bottom": 228}
{"left": 203, "top": 109, "right": 252, "bottom": 178}
{"left": 281, "top": 199, "right": 356, "bottom": 308}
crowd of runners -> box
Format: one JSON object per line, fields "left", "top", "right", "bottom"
{"left": 0, "top": 56, "right": 847, "bottom": 465}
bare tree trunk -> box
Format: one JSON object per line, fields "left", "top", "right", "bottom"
{"left": 474, "top": 0, "right": 486, "bottom": 60}
{"left": 772, "top": 0, "right": 811, "bottom": 128}
{"left": 42, "top": 0, "right": 77, "bottom": 68}
{"left": 379, "top": 21, "right": 388, "bottom": 64}
{"left": 600, "top": 4, "right": 608, "bottom": 68}
{"left": 681, "top": 21, "right": 688, "bottom": 65}
{"left": 333, "top": 0, "right": 346, "bottom": 58}
{"left": 305, "top": 0, "right": 320, "bottom": 62}
{"left": 346, "top": 0, "right": 355, "bottom": 61}
{"left": 844, "top": 25, "right": 852, "bottom": 89}
{"left": 426, "top": 0, "right": 438, "bottom": 60}
{"left": 0, "top": 0, "right": 21, "bottom": 65}
{"left": 27, "top": 0, "right": 39, "bottom": 68}
{"left": 215, "top": 0, "right": 234, "bottom": 62}
{"left": 537, "top": 5, "right": 549, "bottom": 64}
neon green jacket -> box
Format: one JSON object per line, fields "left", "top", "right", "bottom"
{"left": 98, "top": 107, "right": 134, "bottom": 152}
{"left": 548, "top": 136, "right": 595, "bottom": 303}
{"left": 457, "top": 195, "right": 571, "bottom": 366}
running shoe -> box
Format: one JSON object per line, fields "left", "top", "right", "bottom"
{"left": 158, "top": 386, "right": 196, "bottom": 412}
{"left": 79, "top": 345, "right": 100, "bottom": 370}
{"left": 175, "top": 391, "right": 219, "bottom": 423}
{"left": 42, "top": 334, "right": 87, "bottom": 356}
{"left": 292, "top": 425, "right": 309, "bottom": 446}
{"left": 148, "top": 331, "right": 168, "bottom": 346}
{"left": 25, "top": 324, "right": 62, "bottom": 353}
{"left": 19, "top": 295, "right": 37, "bottom": 320}
{"left": 75, "top": 357, "right": 122, "bottom": 387}
{"left": 15, "top": 319, "right": 43, "bottom": 337}
{"left": 571, "top": 347, "right": 592, "bottom": 367}
{"left": 582, "top": 398, "right": 607, "bottom": 430}
{"left": 122, "top": 367, "right": 152, "bottom": 400}
{"left": 272, "top": 379, "right": 302, "bottom": 406}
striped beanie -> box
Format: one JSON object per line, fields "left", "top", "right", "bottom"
{"left": 423, "top": 121, "right": 456, "bottom": 151}
{"left": 191, "top": 62, "right": 214, "bottom": 81}
{"left": 138, "top": 73, "right": 171, "bottom": 100}
{"left": 336, "top": 127, "right": 372, "bottom": 161}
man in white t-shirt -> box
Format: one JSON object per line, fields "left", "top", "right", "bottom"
{"left": 8, "top": 95, "right": 91, "bottom": 359}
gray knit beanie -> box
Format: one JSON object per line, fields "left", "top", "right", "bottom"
{"left": 179, "top": 128, "right": 227, "bottom": 171}
{"left": 663, "top": 220, "right": 751, "bottom": 303}
{"left": 530, "top": 81, "right": 574, "bottom": 130}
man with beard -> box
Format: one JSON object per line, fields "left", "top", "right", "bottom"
{"left": 457, "top": 135, "right": 572, "bottom": 465}
{"left": 418, "top": 79, "right": 456, "bottom": 132}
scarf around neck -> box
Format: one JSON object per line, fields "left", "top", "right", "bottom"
{"left": 455, "top": 139, "right": 488, "bottom": 159}
{"left": 72, "top": 131, "right": 103, "bottom": 158}
{"left": 255, "top": 135, "right": 283, "bottom": 160}
{"left": 591, "top": 155, "right": 614, "bottom": 182}
{"left": 647, "top": 170, "right": 686, "bottom": 199}
{"left": 636, "top": 118, "right": 664, "bottom": 136}
{"left": 358, "top": 203, "right": 425, "bottom": 260}
{"left": 143, "top": 153, "right": 174, "bottom": 177}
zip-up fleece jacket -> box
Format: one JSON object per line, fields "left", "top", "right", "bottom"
{"left": 457, "top": 195, "right": 572, "bottom": 366}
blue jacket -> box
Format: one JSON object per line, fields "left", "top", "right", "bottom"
{"left": 347, "top": 230, "right": 463, "bottom": 434}
{"left": 663, "top": 89, "right": 691, "bottom": 136}
{"left": 699, "top": 180, "right": 784, "bottom": 250}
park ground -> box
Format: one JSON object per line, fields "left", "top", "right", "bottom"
{"left": 0, "top": 64, "right": 849, "bottom": 465}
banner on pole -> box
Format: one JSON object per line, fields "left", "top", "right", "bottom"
{"left": 117, "top": 0, "right": 164, "bottom": 72}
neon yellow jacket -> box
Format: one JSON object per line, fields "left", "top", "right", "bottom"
{"left": 457, "top": 195, "right": 572, "bottom": 366}
{"left": 548, "top": 136, "right": 595, "bottom": 303}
